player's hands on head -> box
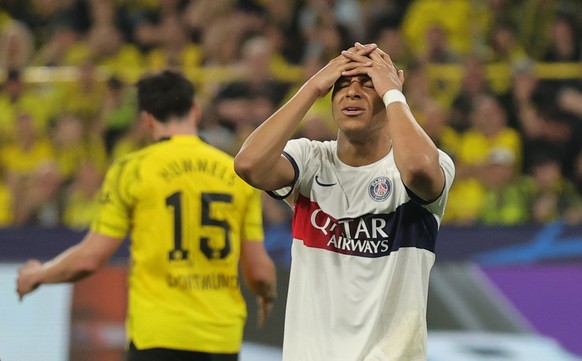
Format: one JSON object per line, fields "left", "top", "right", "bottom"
{"left": 341, "top": 42, "right": 405, "bottom": 98}
{"left": 307, "top": 42, "right": 377, "bottom": 98}
{"left": 16, "top": 259, "right": 42, "bottom": 301}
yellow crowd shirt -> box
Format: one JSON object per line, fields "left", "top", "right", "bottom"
{"left": 90, "top": 135, "right": 264, "bottom": 353}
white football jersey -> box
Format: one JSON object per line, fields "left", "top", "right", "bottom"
{"left": 270, "top": 138, "right": 455, "bottom": 361}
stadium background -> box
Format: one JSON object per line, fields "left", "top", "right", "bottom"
{"left": 1, "top": 0, "right": 582, "bottom": 360}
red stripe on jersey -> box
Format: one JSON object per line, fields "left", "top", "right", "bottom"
{"left": 292, "top": 195, "right": 393, "bottom": 257}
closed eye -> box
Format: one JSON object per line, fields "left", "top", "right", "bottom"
{"left": 335, "top": 77, "right": 351, "bottom": 89}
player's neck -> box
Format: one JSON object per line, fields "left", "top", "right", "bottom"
{"left": 336, "top": 137, "right": 392, "bottom": 167}
{"left": 153, "top": 120, "right": 198, "bottom": 140}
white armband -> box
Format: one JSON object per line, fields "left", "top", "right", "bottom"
{"left": 382, "top": 89, "right": 407, "bottom": 107}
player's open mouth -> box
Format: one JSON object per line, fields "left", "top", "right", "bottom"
{"left": 342, "top": 107, "right": 364, "bottom": 116}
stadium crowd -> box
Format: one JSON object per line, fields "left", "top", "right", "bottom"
{"left": 2, "top": 0, "right": 582, "bottom": 260}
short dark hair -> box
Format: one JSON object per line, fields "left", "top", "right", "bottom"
{"left": 136, "top": 70, "right": 195, "bottom": 123}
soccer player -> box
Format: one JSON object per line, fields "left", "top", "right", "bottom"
{"left": 234, "top": 43, "right": 455, "bottom": 360}
{"left": 16, "top": 70, "right": 277, "bottom": 361}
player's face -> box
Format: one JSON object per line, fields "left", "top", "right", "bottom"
{"left": 331, "top": 75, "right": 387, "bottom": 140}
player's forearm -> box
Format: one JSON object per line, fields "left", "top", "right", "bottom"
{"left": 35, "top": 244, "right": 100, "bottom": 285}
{"left": 235, "top": 83, "right": 319, "bottom": 179}
{"left": 388, "top": 103, "right": 443, "bottom": 199}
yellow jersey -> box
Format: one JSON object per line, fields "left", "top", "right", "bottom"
{"left": 91, "top": 135, "right": 264, "bottom": 353}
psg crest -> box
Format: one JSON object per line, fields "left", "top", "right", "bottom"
{"left": 368, "top": 176, "right": 392, "bottom": 201}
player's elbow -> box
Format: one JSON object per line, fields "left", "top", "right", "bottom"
{"left": 400, "top": 155, "right": 428, "bottom": 178}
{"left": 73, "top": 250, "right": 110, "bottom": 280}
{"left": 234, "top": 154, "right": 255, "bottom": 183}
{"left": 400, "top": 156, "right": 444, "bottom": 200}
{"left": 77, "top": 257, "right": 103, "bottom": 275}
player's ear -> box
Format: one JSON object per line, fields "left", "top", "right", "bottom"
{"left": 140, "top": 111, "right": 155, "bottom": 130}
{"left": 191, "top": 102, "right": 202, "bottom": 125}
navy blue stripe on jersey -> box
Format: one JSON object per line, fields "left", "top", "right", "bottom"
{"left": 390, "top": 200, "right": 438, "bottom": 253}
{"left": 404, "top": 180, "right": 446, "bottom": 205}
{"left": 293, "top": 195, "right": 438, "bottom": 257}
{"left": 404, "top": 184, "right": 432, "bottom": 205}
{"left": 267, "top": 151, "right": 300, "bottom": 200}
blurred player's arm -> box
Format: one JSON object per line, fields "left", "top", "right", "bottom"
{"left": 16, "top": 231, "right": 124, "bottom": 300}
{"left": 240, "top": 240, "right": 277, "bottom": 328}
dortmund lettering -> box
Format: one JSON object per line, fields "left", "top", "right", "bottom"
{"left": 166, "top": 273, "right": 239, "bottom": 291}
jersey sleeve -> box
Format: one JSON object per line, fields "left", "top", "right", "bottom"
{"left": 241, "top": 187, "right": 265, "bottom": 242}
{"left": 267, "top": 137, "right": 311, "bottom": 200}
{"left": 90, "top": 159, "right": 134, "bottom": 239}
{"left": 425, "top": 149, "right": 456, "bottom": 217}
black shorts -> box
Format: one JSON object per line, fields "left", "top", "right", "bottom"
{"left": 126, "top": 341, "right": 239, "bottom": 361}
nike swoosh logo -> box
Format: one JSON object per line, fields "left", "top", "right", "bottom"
{"left": 315, "top": 175, "right": 336, "bottom": 187}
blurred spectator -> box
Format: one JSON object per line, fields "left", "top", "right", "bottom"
{"left": 295, "top": 110, "right": 336, "bottom": 141}
{"left": 61, "top": 160, "right": 104, "bottom": 230}
{"left": 416, "top": 99, "right": 459, "bottom": 160}
{"left": 0, "top": 162, "right": 14, "bottom": 227}
{"left": 197, "top": 108, "right": 237, "bottom": 155}
{"left": 0, "top": 69, "right": 56, "bottom": 139}
{"left": 49, "top": 112, "right": 108, "bottom": 183}
{"left": 571, "top": 150, "right": 582, "bottom": 195}
{"left": 143, "top": 13, "right": 201, "bottom": 71}
{"left": 449, "top": 55, "right": 493, "bottom": 133}
{"left": 183, "top": 0, "right": 237, "bottom": 42}
{"left": 498, "top": 60, "right": 542, "bottom": 137}
{"left": 478, "top": 148, "right": 530, "bottom": 225}
{"left": 541, "top": 12, "right": 582, "bottom": 62}
{"left": 24, "top": 0, "right": 89, "bottom": 48}
{"left": 367, "top": 20, "right": 414, "bottom": 69}
{"left": 260, "top": 20, "right": 304, "bottom": 83}
{"left": 0, "top": 112, "right": 60, "bottom": 226}
{"left": 298, "top": 0, "right": 354, "bottom": 62}
{"left": 198, "top": 12, "right": 245, "bottom": 67}
{"left": 401, "top": 0, "right": 473, "bottom": 60}
{"left": 514, "top": 0, "right": 560, "bottom": 59}
{"left": 486, "top": 20, "right": 529, "bottom": 64}
{"left": 86, "top": 22, "right": 144, "bottom": 81}
{"left": 422, "top": 22, "right": 459, "bottom": 64}
{"left": 522, "top": 109, "right": 582, "bottom": 181}
{"left": 361, "top": 0, "right": 412, "bottom": 33}
{"left": 298, "top": 0, "right": 363, "bottom": 52}
{"left": 527, "top": 153, "right": 582, "bottom": 224}
{"left": 557, "top": 83, "right": 582, "bottom": 119}
{"left": 31, "top": 24, "right": 81, "bottom": 66}
{"left": 236, "top": 35, "right": 291, "bottom": 104}
{"left": 261, "top": 0, "right": 305, "bottom": 65}
{"left": 0, "top": 10, "right": 34, "bottom": 69}
{"left": 445, "top": 94, "right": 522, "bottom": 225}
{"left": 54, "top": 61, "right": 106, "bottom": 121}
{"left": 97, "top": 76, "right": 137, "bottom": 155}
{"left": 403, "top": 60, "right": 453, "bottom": 113}
{"left": 110, "top": 115, "right": 151, "bottom": 161}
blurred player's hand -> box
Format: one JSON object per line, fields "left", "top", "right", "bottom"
{"left": 16, "top": 259, "right": 42, "bottom": 301}
{"left": 256, "top": 294, "right": 275, "bottom": 328}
